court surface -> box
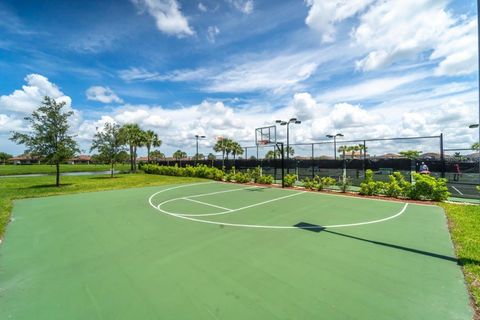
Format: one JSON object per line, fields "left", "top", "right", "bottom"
{"left": 0, "top": 181, "right": 473, "bottom": 319}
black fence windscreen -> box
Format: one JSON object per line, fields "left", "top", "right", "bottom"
{"left": 155, "top": 136, "right": 479, "bottom": 200}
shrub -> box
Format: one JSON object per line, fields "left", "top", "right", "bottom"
{"left": 302, "top": 177, "right": 319, "bottom": 190}
{"left": 225, "top": 172, "right": 234, "bottom": 182}
{"left": 319, "top": 177, "right": 336, "bottom": 191}
{"left": 233, "top": 172, "right": 251, "bottom": 183}
{"left": 257, "top": 175, "right": 274, "bottom": 185}
{"left": 143, "top": 164, "right": 224, "bottom": 181}
{"left": 338, "top": 177, "right": 351, "bottom": 193}
{"left": 408, "top": 173, "right": 450, "bottom": 201}
{"left": 248, "top": 166, "right": 262, "bottom": 183}
{"left": 283, "top": 174, "right": 297, "bottom": 187}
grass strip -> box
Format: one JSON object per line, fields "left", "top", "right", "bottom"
{"left": 0, "top": 164, "right": 132, "bottom": 175}
{"left": 440, "top": 202, "right": 480, "bottom": 316}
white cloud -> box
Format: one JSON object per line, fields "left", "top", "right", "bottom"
{"left": 0, "top": 74, "right": 72, "bottom": 114}
{"left": 198, "top": 2, "right": 207, "bottom": 12}
{"left": 206, "top": 51, "right": 320, "bottom": 93}
{"left": 86, "top": 86, "right": 123, "bottom": 104}
{"left": 131, "top": 0, "right": 194, "bottom": 37}
{"left": 352, "top": 0, "right": 478, "bottom": 75}
{"left": 207, "top": 25, "right": 220, "bottom": 43}
{"left": 0, "top": 114, "right": 24, "bottom": 132}
{"left": 318, "top": 73, "right": 427, "bottom": 103}
{"left": 305, "top": 0, "right": 374, "bottom": 42}
{"left": 228, "top": 0, "right": 254, "bottom": 14}
{"left": 119, "top": 67, "right": 208, "bottom": 82}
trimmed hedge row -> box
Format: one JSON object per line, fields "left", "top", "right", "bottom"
{"left": 142, "top": 164, "right": 274, "bottom": 185}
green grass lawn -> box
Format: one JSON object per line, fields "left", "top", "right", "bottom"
{"left": 0, "top": 163, "right": 132, "bottom": 175}
{"left": 441, "top": 202, "right": 480, "bottom": 314}
{"left": 0, "top": 173, "right": 206, "bottom": 239}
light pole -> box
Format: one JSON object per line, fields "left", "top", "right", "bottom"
{"left": 195, "top": 135, "right": 206, "bottom": 165}
{"left": 326, "top": 133, "right": 344, "bottom": 160}
{"left": 276, "top": 118, "right": 301, "bottom": 174}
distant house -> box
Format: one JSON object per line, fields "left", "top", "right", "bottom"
{"left": 137, "top": 156, "right": 149, "bottom": 163}
{"left": 68, "top": 155, "right": 91, "bottom": 164}
{"left": 9, "top": 155, "right": 40, "bottom": 165}
{"left": 378, "top": 153, "right": 402, "bottom": 159}
{"left": 420, "top": 153, "right": 441, "bottom": 160}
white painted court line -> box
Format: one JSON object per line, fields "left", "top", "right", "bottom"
{"left": 184, "top": 185, "right": 261, "bottom": 199}
{"left": 148, "top": 183, "right": 409, "bottom": 229}
{"left": 168, "top": 190, "right": 306, "bottom": 217}
{"left": 183, "top": 197, "right": 233, "bottom": 211}
{"left": 451, "top": 185, "right": 464, "bottom": 195}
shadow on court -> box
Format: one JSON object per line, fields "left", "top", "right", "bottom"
{"left": 293, "top": 222, "right": 477, "bottom": 265}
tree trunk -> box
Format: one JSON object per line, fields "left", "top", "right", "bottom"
{"left": 129, "top": 145, "right": 134, "bottom": 172}
{"left": 55, "top": 162, "right": 60, "bottom": 187}
{"left": 147, "top": 146, "right": 151, "bottom": 163}
{"left": 133, "top": 146, "right": 137, "bottom": 173}
{"left": 111, "top": 160, "right": 114, "bottom": 178}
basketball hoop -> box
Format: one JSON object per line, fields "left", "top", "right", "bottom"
{"left": 258, "top": 139, "right": 269, "bottom": 145}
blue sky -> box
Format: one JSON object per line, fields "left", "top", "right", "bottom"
{"left": 0, "top": 0, "right": 478, "bottom": 157}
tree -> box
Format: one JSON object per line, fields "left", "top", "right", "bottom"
{"left": 338, "top": 145, "right": 349, "bottom": 160}
{"left": 285, "top": 146, "right": 295, "bottom": 157}
{"left": 144, "top": 130, "right": 162, "bottom": 163}
{"left": 0, "top": 152, "right": 12, "bottom": 165}
{"left": 173, "top": 150, "right": 187, "bottom": 160}
{"left": 207, "top": 153, "right": 216, "bottom": 160}
{"left": 399, "top": 150, "right": 422, "bottom": 160}
{"left": 120, "top": 124, "right": 144, "bottom": 172}
{"left": 265, "top": 150, "right": 280, "bottom": 159}
{"left": 149, "top": 150, "right": 165, "bottom": 162}
{"left": 10, "top": 96, "right": 79, "bottom": 186}
{"left": 358, "top": 144, "right": 367, "bottom": 159}
{"left": 90, "top": 122, "right": 125, "bottom": 178}
{"left": 117, "top": 150, "right": 130, "bottom": 164}
{"left": 193, "top": 153, "right": 205, "bottom": 160}
{"left": 472, "top": 142, "right": 480, "bottom": 151}
{"left": 350, "top": 145, "right": 360, "bottom": 159}
{"left": 231, "top": 141, "right": 244, "bottom": 160}
{"left": 213, "top": 138, "right": 229, "bottom": 160}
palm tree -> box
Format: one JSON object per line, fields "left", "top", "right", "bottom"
{"left": 350, "top": 145, "right": 360, "bottom": 159}
{"left": 231, "top": 141, "right": 244, "bottom": 160}
{"left": 120, "top": 124, "right": 144, "bottom": 172}
{"left": 213, "top": 138, "right": 228, "bottom": 160}
{"left": 149, "top": 150, "right": 165, "bottom": 162}
{"left": 207, "top": 153, "right": 216, "bottom": 160}
{"left": 173, "top": 150, "right": 187, "bottom": 160}
{"left": 358, "top": 144, "right": 367, "bottom": 159}
{"left": 399, "top": 150, "right": 422, "bottom": 160}
{"left": 144, "top": 130, "right": 162, "bottom": 163}
{"left": 285, "top": 146, "right": 295, "bottom": 157}
{"left": 472, "top": 142, "right": 480, "bottom": 151}
{"left": 338, "top": 145, "right": 348, "bottom": 160}
{"left": 265, "top": 150, "right": 280, "bottom": 159}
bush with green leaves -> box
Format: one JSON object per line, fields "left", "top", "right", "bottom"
{"left": 359, "top": 170, "right": 382, "bottom": 195}
{"left": 257, "top": 175, "right": 274, "bottom": 185}
{"left": 319, "top": 176, "right": 336, "bottom": 191}
{"left": 302, "top": 177, "right": 319, "bottom": 190}
{"left": 338, "top": 177, "right": 351, "bottom": 193}
{"left": 143, "top": 164, "right": 224, "bottom": 181}
{"left": 408, "top": 173, "right": 450, "bottom": 201}
{"left": 224, "top": 172, "right": 235, "bottom": 182}
{"left": 233, "top": 171, "right": 252, "bottom": 183}
{"left": 283, "top": 174, "right": 297, "bottom": 187}
{"left": 248, "top": 166, "right": 262, "bottom": 183}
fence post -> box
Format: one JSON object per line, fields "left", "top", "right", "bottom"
{"left": 363, "top": 140, "right": 366, "bottom": 178}
{"left": 440, "top": 133, "right": 445, "bottom": 178}
{"left": 311, "top": 143, "right": 315, "bottom": 178}
{"left": 245, "top": 147, "right": 248, "bottom": 160}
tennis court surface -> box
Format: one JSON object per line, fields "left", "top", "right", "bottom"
{"left": 0, "top": 181, "right": 473, "bottom": 319}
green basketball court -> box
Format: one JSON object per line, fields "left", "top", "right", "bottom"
{"left": 0, "top": 181, "right": 473, "bottom": 319}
